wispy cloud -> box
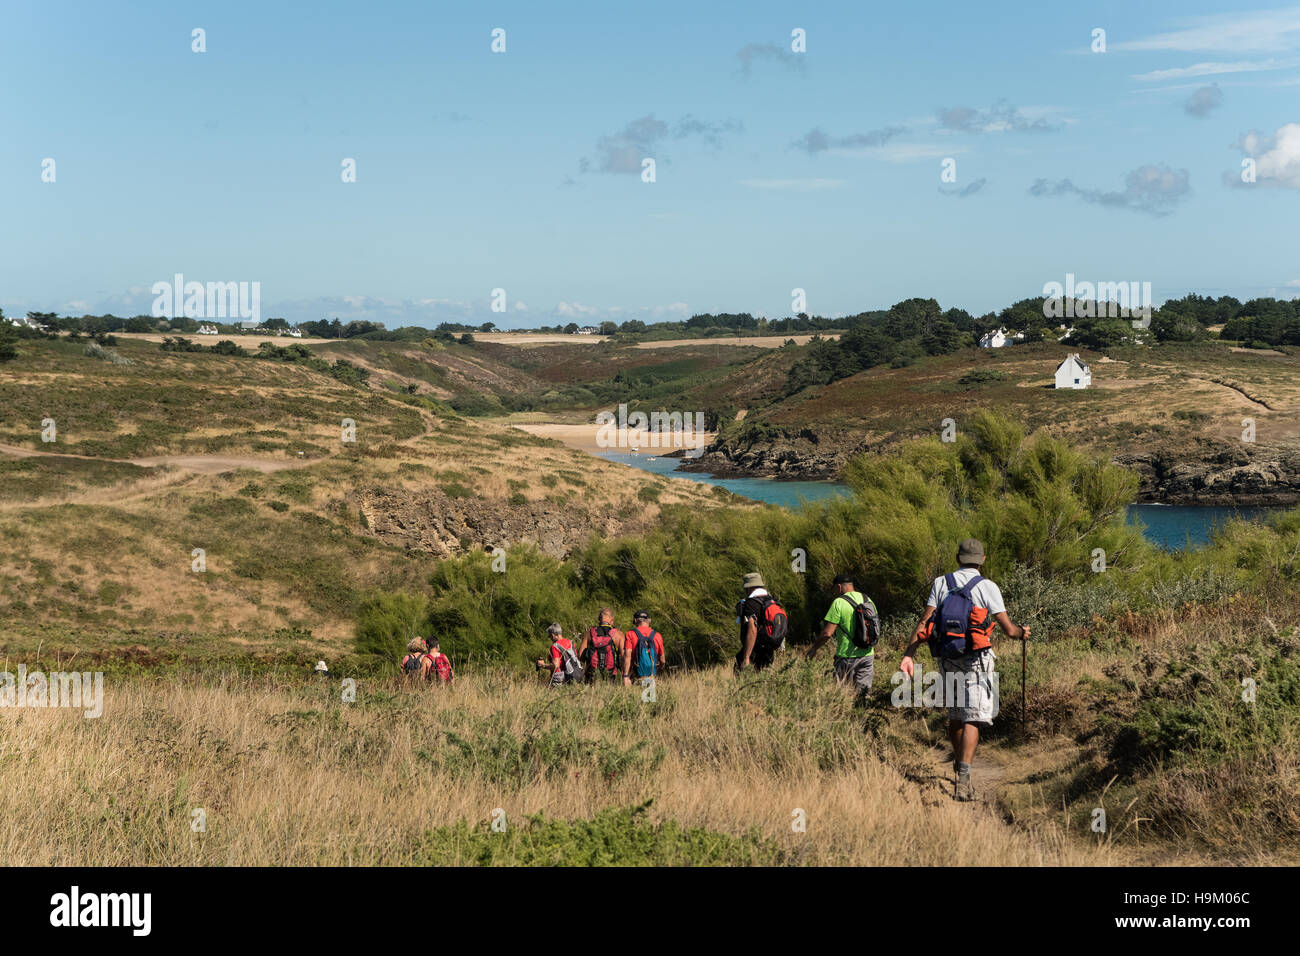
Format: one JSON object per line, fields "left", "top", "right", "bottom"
{"left": 1029, "top": 164, "right": 1192, "bottom": 216}
{"left": 736, "top": 42, "right": 804, "bottom": 77}
{"left": 579, "top": 114, "right": 742, "bottom": 174}
{"left": 1184, "top": 83, "right": 1224, "bottom": 117}
{"left": 1133, "top": 57, "right": 1300, "bottom": 81}
{"left": 939, "top": 178, "right": 987, "bottom": 198}
{"left": 1113, "top": 8, "right": 1300, "bottom": 54}
{"left": 791, "top": 126, "right": 908, "bottom": 154}
{"left": 936, "top": 100, "right": 1060, "bottom": 133}
{"left": 740, "top": 178, "right": 846, "bottom": 190}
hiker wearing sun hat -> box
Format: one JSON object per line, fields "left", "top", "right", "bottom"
{"left": 898, "top": 537, "right": 1029, "bottom": 802}
{"left": 735, "top": 571, "right": 788, "bottom": 673}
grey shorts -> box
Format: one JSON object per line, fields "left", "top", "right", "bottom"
{"left": 833, "top": 654, "right": 874, "bottom": 696}
{"left": 937, "top": 650, "right": 998, "bottom": 726}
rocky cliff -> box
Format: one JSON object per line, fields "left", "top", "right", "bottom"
{"left": 1114, "top": 441, "right": 1300, "bottom": 505}
{"left": 358, "top": 488, "right": 644, "bottom": 559}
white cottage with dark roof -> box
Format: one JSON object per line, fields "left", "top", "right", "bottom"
{"left": 1054, "top": 353, "right": 1091, "bottom": 389}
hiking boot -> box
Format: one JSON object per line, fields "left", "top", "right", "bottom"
{"left": 955, "top": 769, "right": 975, "bottom": 802}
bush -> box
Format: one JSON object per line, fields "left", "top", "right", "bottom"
{"left": 413, "top": 803, "right": 784, "bottom": 866}
{"left": 355, "top": 592, "right": 429, "bottom": 659}
{"left": 84, "top": 341, "right": 133, "bottom": 365}
{"left": 956, "top": 369, "right": 1007, "bottom": 389}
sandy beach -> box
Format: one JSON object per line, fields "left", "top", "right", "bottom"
{"left": 512, "top": 422, "right": 717, "bottom": 456}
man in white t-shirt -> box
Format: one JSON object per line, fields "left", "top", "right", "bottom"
{"left": 899, "top": 538, "right": 1029, "bottom": 801}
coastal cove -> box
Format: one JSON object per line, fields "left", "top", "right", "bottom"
{"left": 596, "top": 448, "right": 1284, "bottom": 550}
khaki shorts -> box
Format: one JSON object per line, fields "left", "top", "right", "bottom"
{"left": 937, "top": 650, "right": 998, "bottom": 726}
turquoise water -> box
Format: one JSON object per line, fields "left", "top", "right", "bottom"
{"left": 594, "top": 451, "right": 850, "bottom": 508}
{"left": 1126, "top": 503, "right": 1283, "bottom": 550}
{"left": 600, "top": 451, "right": 1285, "bottom": 548}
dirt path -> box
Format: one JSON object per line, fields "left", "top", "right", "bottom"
{"left": 1192, "top": 377, "right": 1277, "bottom": 411}
{"left": 0, "top": 442, "right": 304, "bottom": 474}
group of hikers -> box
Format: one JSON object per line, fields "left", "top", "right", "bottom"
{"left": 397, "top": 537, "right": 1029, "bottom": 801}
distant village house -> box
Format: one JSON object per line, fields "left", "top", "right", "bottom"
{"left": 979, "top": 327, "right": 1024, "bottom": 348}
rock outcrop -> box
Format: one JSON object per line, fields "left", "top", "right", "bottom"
{"left": 685, "top": 429, "right": 1300, "bottom": 505}
{"left": 678, "top": 427, "right": 863, "bottom": 480}
{"left": 1114, "top": 441, "right": 1300, "bottom": 505}
{"left": 358, "top": 489, "right": 642, "bottom": 558}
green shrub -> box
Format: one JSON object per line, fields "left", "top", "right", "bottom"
{"left": 355, "top": 592, "right": 429, "bottom": 659}
{"left": 412, "top": 803, "right": 785, "bottom": 866}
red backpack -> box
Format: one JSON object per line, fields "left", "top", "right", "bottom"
{"left": 740, "top": 595, "right": 788, "bottom": 649}
{"left": 429, "top": 653, "right": 453, "bottom": 682}
{"left": 587, "top": 625, "right": 618, "bottom": 671}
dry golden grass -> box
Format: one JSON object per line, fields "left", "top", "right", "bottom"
{"left": 0, "top": 665, "right": 1112, "bottom": 866}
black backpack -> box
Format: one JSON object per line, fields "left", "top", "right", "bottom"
{"left": 845, "top": 594, "right": 882, "bottom": 650}
{"left": 402, "top": 653, "right": 425, "bottom": 676}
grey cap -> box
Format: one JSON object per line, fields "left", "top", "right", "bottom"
{"left": 957, "top": 538, "right": 986, "bottom": 565}
{"left": 742, "top": 572, "right": 765, "bottom": 590}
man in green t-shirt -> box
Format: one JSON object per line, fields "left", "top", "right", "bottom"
{"left": 805, "top": 572, "right": 881, "bottom": 702}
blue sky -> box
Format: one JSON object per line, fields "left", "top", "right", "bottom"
{"left": 3, "top": 0, "right": 1299, "bottom": 327}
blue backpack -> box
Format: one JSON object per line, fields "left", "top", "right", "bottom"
{"left": 633, "top": 626, "right": 659, "bottom": 679}
{"left": 929, "top": 573, "right": 985, "bottom": 659}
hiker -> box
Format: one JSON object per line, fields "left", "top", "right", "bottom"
{"left": 805, "top": 573, "right": 881, "bottom": 702}
{"left": 425, "top": 637, "right": 454, "bottom": 684}
{"left": 622, "top": 610, "right": 664, "bottom": 686}
{"left": 579, "top": 607, "right": 623, "bottom": 683}
{"left": 401, "top": 638, "right": 432, "bottom": 681}
{"left": 735, "top": 572, "right": 787, "bottom": 672}
{"left": 898, "top": 538, "right": 1030, "bottom": 801}
{"left": 537, "top": 623, "right": 582, "bottom": 686}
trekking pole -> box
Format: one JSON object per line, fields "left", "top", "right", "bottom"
{"left": 1020, "top": 634, "right": 1027, "bottom": 737}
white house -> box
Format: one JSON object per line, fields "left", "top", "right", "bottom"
{"left": 576, "top": 326, "right": 598, "bottom": 335}
{"left": 197, "top": 324, "right": 219, "bottom": 335}
{"left": 1054, "top": 353, "right": 1091, "bottom": 389}
{"left": 4, "top": 315, "right": 43, "bottom": 330}
{"left": 287, "top": 328, "right": 303, "bottom": 338}
{"left": 979, "top": 327, "right": 1023, "bottom": 348}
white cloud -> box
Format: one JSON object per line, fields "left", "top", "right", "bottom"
{"left": 1233, "top": 123, "right": 1300, "bottom": 188}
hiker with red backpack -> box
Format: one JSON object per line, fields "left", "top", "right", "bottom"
{"left": 805, "top": 572, "right": 880, "bottom": 702}
{"left": 401, "top": 637, "right": 453, "bottom": 684}
{"left": 622, "top": 610, "right": 664, "bottom": 686}
{"left": 735, "top": 572, "right": 787, "bottom": 672}
{"left": 537, "top": 623, "right": 583, "bottom": 686}
{"left": 898, "top": 538, "right": 1029, "bottom": 801}
{"left": 425, "top": 637, "right": 454, "bottom": 684}
{"left": 580, "top": 607, "right": 623, "bottom": 683}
